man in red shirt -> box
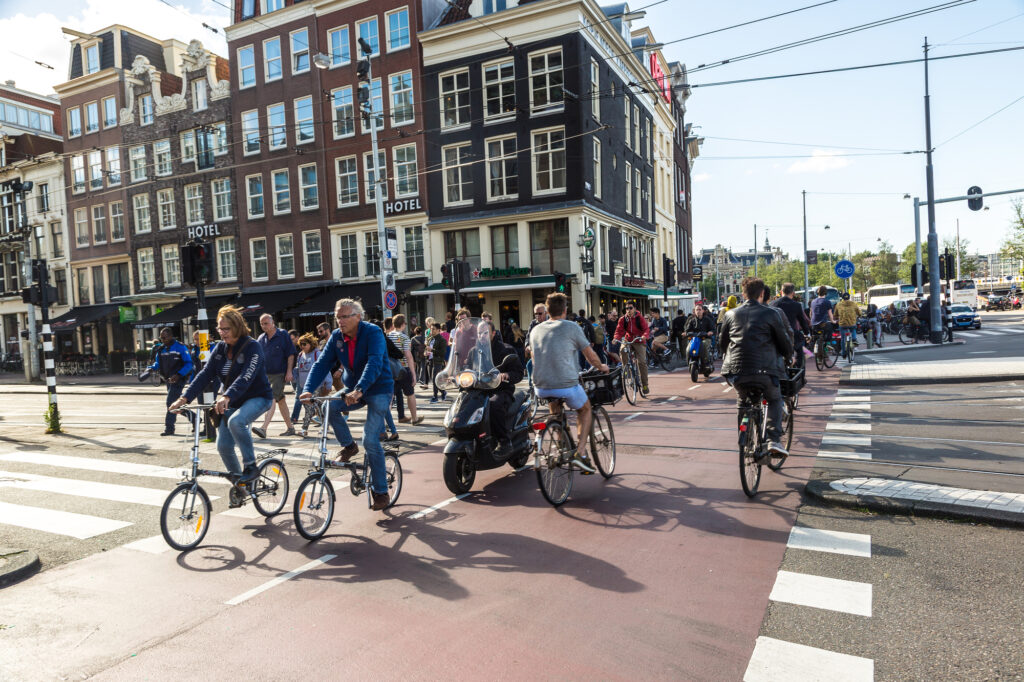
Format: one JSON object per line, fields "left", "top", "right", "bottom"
{"left": 614, "top": 301, "right": 651, "bottom": 393}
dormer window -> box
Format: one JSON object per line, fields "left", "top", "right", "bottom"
{"left": 85, "top": 44, "right": 100, "bottom": 75}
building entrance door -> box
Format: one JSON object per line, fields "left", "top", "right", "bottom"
{"left": 498, "top": 300, "right": 520, "bottom": 335}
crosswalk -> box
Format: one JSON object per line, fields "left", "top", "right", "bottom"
{"left": 818, "top": 389, "right": 872, "bottom": 461}
{"left": 956, "top": 325, "right": 1024, "bottom": 339}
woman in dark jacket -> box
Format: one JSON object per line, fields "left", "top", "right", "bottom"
{"left": 170, "top": 305, "right": 273, "bottom": 482}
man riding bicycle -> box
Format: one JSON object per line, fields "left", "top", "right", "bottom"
{"left": 649, "top": 308, "right": 670, "bottom": 356}
{"left": 809, "top": 285, "right": 836, "bottom": 352}
{"left": 720, "top": 277, "right": 794, "bottom": 457}
{"left": 835, "top": 292, "right": 861, "bottom": 357}
{"left": 530, "top": 292, "right": 609, "bottom": 473}
{"left": 614, "top": 302, "right": 650, "bottom": 393}
{"left": 684, "top": 304, "right": 715, "bottom": 367}
{"left": 771, "top": 283, "right": 810, "bottom": 368}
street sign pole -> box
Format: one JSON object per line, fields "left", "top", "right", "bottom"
{"left": 362, "top": 41, "right": 391, "bottom": 320}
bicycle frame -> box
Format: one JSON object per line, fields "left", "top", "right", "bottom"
{"left": 305, "top": 394, "right": 378, "bottom": 502}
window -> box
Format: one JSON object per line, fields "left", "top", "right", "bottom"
{"left": 250, "top": 238, "right": 268, "bottom": 280}
{"left": 483, "top": 59, "right": 515, "bottom": 120}
{"left": 624, "top": 99, "right": 630, "bottom": 148}
{"left": 138, "top": 248, "right": 155, "bottom": 289}
{"left": 646, "top": 177, "right": 652, "bottom": 222}
{"left": 303, "top": 230, "right": 322, "bottom": 275}
{"left": 213, "top": 121, "right": 228, "bottom": 156}
{"left": 73, "top": 208, "right": 88, "bottom": 247}
{"left": 71, "top": 156, "right": 85, "bottom": 193}
{"left": 154, "top": 140, "right": 171, "bottom": 175}
{"left": 592, "top": 138, "right": 602, "bottom": 199}
{"left": 634, "top": 167, "right": 641, "bottom": 217}
{"left": 185, "top": 184, "right": 203, "bottom": 225}
{"left": 106, "top": 147, "right": 121, "bottom": 186}
{"left": 332, "top": 87, "right": 354, "bottom": 137}
{"left": 389, "top": 71, "right": 414, "bottom": 126}
{"left": 491, "top": 224, "right": 519, "bottom": 269}
{"left": 443, "top": 228, "right": 480, "bottom": 270}
{"left": 192, "top": 79, "right": 207, "bottom": 111}
{"left": 246, "top": 174, "right": 264, "bottom": 217}
{"left": 404, "top": 225, "right": 423, "bottom": 272}
{"left": 590, "top": 60, "right": 600, "bottom": 121}
{"left": 216, "top": 236, "right": 237, "bottom": 281}
{"left": 294, "top": 96, "right": 314, "bottom": 143}
{"left": 102, "top": 97, "right": 117, "bottom": 128}
{"left": 328, "top": 25, "right": 350, "bottom": 67}
{"left": 267, "top": 103, "right": 286, "bottom": 149}
{"left": 68, "top": 107, "right": 81, "bottom": 137}
{"left": 335, "top": 156, "right": 358, "bottom": 206}
{"left": 364, "top": 231, "right": 380, "bottom": 276}
{"left": 110, "top": 201, "right": 124, "bottom": 241}
{"left": 212, "top": 178, "right": 232, "bottom": 220}
{"left": 238, "top": 45, "right": 255, "bottom": 87}
{"left": 133, "top": 193, "right": 151, "bottom": 233}
{"left": 386, "top": 8, "right": 410, "bottom": 51}
{"left": 363, "top": 151, "right": 387, "bottom": 202}
{"left": 633, "top": 105, "right": 640, "bottom": 155}
{"left": 54, "top": 268, "right": 67, "bottom": 305}
{"left": 293, "top": 164, "right": 317, "bottom": 210}
{"left": 271, "top": 169, "right": 290, "bottom": 214}
{"left": 264, "top": 37, "right": 282, "bottom": 81}
{"left": 37, "top": 183, "right": 50, "bottom": 213}
{"left": 242, "top": 110, "right": 260, "bottom": 154}
{"left": 50, "top": 221, "right": 63, "bottom": 258}
{"left": 357, "top": 17, "right": 379, "bottom": 56}
{"left": 129, "top": 146, "right": 147, "bottom": 182}
{"left": 85, "top": 44, "right": 100, "bottom": 74}
{"left": 440, "top": 69, "right": 470, "bottom": 128}
{"left": 486, "top": 135, "right": 517, "bottom": 201}
{"left": 92, "top": 266, "right": 105, "bottom": 304}
{"left": 529, "top": 48, "right": 563, "bottom": 113}
{"left": 266, "top": 0, "right": 283, "bottom": 10}
{"left": 85, "top": 102, "right": 99, "bottom": 133}
{"left": 442, "top": 143, "right": 472, "bottom": 206}
{"left": 529, "top": 219, "right": 570, "bottom": 275}
{"left": 76, "top": 268, "right": 89, "bottom": 304}
{"left": 109, "top": 262, "right": 130, "bottom": 298}
{"left": 276, "top": 234, "right": 295, "bottom": 278}
{"left": 157, "top": 188, "right": 175, "bottom": 230}
{"left": 393, "top": 144, "right": 418, "bottom": 197}
{"left": 532, "top": 128, "right": 566, "bottom": 194}
{"left": 88, "top": 151, "right": 103, "bottom": 190}
{"left": 139, "top": 94, "right": 153, "bottom": 125}
{"left": 338, "top": 234, "right": 358, "bottom": 278}
{"left": 625, "top": 162, "right": 632, "bottom": 214}
{"left": 290, "top": 28, "right": 309, "bottom": 74}
{"left": 180, "top": 130, "right": 195, "bottom": 163}
{"left": 363, "top": 78, "right": 382, "bottom": 133}
{"left": 162, "top": 244, "right": 181, "bottom": 287}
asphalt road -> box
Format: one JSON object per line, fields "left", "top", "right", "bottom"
{"left": 860, "top": 310, "right": 1024, "bottom": 365}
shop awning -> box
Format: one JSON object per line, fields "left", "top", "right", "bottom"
{"left": 288, "top": 285, "right": 359, "bottom": 318}
{"left": 234, "top": 286, "right": 321, "bottom": 318}
{"left": 49, "top": 304, "right": 120, "bottom": 331}
{"left": 410, "top": 275, "right": 555, "bottom": 296}
{"left": 131, "top": 295, "right": 237, "bottom": 329}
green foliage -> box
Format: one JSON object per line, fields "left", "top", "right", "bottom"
{"left": 1000, "top": 199, "right": 1024, "bottom": 265}
{"left": 44, "top": 403, "right": 62, "bottom": 434}
{"left": 941, "top": 235, "right": 981, "bottom": 278}
{"left": 898, "top": 242, "right": 929, "bottom": 283}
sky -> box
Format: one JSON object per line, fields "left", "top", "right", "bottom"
{"left": 1, "top": 0, "right": 1022, "bottom": 262}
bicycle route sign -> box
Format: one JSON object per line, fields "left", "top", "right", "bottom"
{"left": 834, "top": 259, "right": 855, "bottom": 279}
{"left": 384, "top": 290, "right": 399, "bottom": 310}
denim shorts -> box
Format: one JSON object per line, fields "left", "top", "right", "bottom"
{"left": 535, "top": 384, "right": 588, "bottom": 410}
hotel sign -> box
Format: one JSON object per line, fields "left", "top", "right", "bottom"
{"left": 649, "top": 55, "right": 671, "bottom": 103}
{"left": 186, "top": 223, "right": 223, "bottom": 240}
{"left": 384, "top": 197, "right": 422, "bottom": 215}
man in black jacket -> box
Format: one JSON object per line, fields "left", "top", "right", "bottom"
{"left": 484, "top": 320, "right": 524, "bottom": 451}
{"left": 772, "top": 282, "right": 810, "bottom": 367}
{"left": 684, "top": 304, "right": 716, "bottom": 368}
{"left": 720, "top": 277, "right": 794, "bottom": 456}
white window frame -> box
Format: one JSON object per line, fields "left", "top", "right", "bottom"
{"left": 294, "top": 96, "right": 314, "bottom": 144}
{"left": 593, "top": 138, "right": 602, "bottom": 199}
{"left": 74, "top": 208, "right": 89, "bottom": 247}
{"left": 298, "top": 164, "right": 319, "bottom": 211}
{"left": 139, "top": 94, "right": 154, "bottom": 125}
{"left": 192, "top": 78, "right": 207, "bottom": 111}
{"left": 216, "top": 236, "right": 237, "bottom": 281}
{"left": 91, "top": 204, "right": 107, "bottom": 245}
{"left": 392, "top": 144, "right": 418, "bottom": 198}
{"left": 68, "top": 107, "right": 81, "bottom": 138}
{"left": 212, "top": 178, "right": 232, "bottom": 221}
{"left": 335, "top": 156, "right": 359, "bottom": 207}
{"left": 363, "top": 150, "right": 387, "bottom": 203}
{"left": 106, "top": 147, "right": 121, "bottom": 186}
{"left": 102, "top": 96, "right": 117, "bottom": 128}
{"left": 482, "top": 58, "right": 515, "bottom": 122}
{"left": 213, "top": 121, "right": 228, "bottom": 156}
{"left": 250, "top": 237, "right": 268, "bottom": 281}
{"left": 331, "top": 86, "right": 354, "bottom": 139}
{"left": 624, "top": 99, "right": 631, "bottom": 149}
{"left": 185, "top": 183, "right": 203, "bottom": 226}
{"left": 246, "top": 174, "right": 264, "bottom": 218}
{"left": 290, "top": 28, "right": 310, "bottom": 74}
{"left": 154, "top": 139, "right": 172, "bottom": 176}
{"left": 303, "top": 229, "right": 323, "bottom": 276}
{"left": 276, "top": 233, "right": 295, "bottom": 279}
{"left": 71, "top": 155, "right": 85, "bottom": 193}
{"left": 485, "top": 135, "right": 517, "bottom": 202}
{"left": 385, "top": 7, "right": 410, "bottom": 52}
{"left": 85, "top": 44, "right": 100, "bottom": 75}
{"left": 271, "top": 169, "right": 291, "bottom": 215}
{"left": 625, "top": 162, "right": 632, "bottom": 214}
{"left": 442, "top": 142, "right": 472, "bottom": 207}
{"left": 439, "top": 68, "right": 470, "bottom": 130}
{"left": 162, "top": 244, "right": 181, "bottom": 287}
{"left": 110, "top": 201, "right": 125, "bottom": 242}
{"left": 157, "top": 188, "right": 175, "bottom": 230}
{"left": 327, "top": 25, "right": 350, "bottom": 68}
{"left": 531, "top": 127, "right": 566, "bottom": 196}
{"left": 264, "top": 36, "right": 282, "bottom": 82}
{"left": 138, "top": 248, "right": 156, "bottom": 289}
{"left": 338, "top": 233, "right": 358, "bottom": 278}
{"left": 388, "top": 70, "right": 414, "bottom": 127}
{"left": 88, "top": 151, "right": 103, "bottom": 190}
{"left": 590, "top": 59, "right": 600, "bottom": 121}
{"left": 85, "top": 101, "right": 99, "bottom": 133}
{"left": 267, "top": 102, "right": 287, "bottom": 150}
{"left": 356, "top": 17, "right": 380, "bottom": 57}
{"left": 361, "top": 77, "right": 382, "bottom": 134}
{"left": 528, "top": 47, "right": 563, "bottom": 114}
{"left": 129, "top": 146, "right": 147, "bottom": 182}
{"left": 634, "top": 168, "right": 641, "bottom": 218}
{"left": 180, "top": 130, "right": 196, "bottom": 163}
{"left": 403, "top": 225, "right": 424, "bottom": 272}
{"left": 237, "top": 45, "right": 255, "bottom": 88}
{"left": 241, "top": 110, "right": 260, "bottom": 155}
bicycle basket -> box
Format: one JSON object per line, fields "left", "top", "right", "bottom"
{"left": 780, "top": 366, "right": 805, "bottom": 397}
{"left": 581, "top": 367, "right": 623, "bottom": 406}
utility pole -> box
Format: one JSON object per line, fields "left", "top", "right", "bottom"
{"left": 358, "top": 37, "right": 392, "bottom": 319}
{"left": 955, "top": 218, "right": 961, "bottom": 280}
{"left": 15, "top": 181, "right": 40, "bottom": 381}
{"left": 714, "top": 247, "right": 721, "bottom": 304}
{"left": 753, "top": 223, "right": 758, "bottom": 277}
{"left": 922, "top": 37, "right": 943, "bottom": 343}
{"left": 802, "top": 190, "right": 809, "bottom": 305}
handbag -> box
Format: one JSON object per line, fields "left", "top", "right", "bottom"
{"left": 390, "top": 357, "right": 407, "bottom": 381}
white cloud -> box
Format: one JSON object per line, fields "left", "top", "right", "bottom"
{"left": 0, "top": 0, "right": 229, "bottom": 97}
{"left": 786, "top": 149, "right": 851, "bottom": 174}
{"left": 693, "top": 172, "right": 711, "bottom": 182}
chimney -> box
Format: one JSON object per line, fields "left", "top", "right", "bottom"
{"left": 4, "top": 80, "right": 14, "bottom": 87}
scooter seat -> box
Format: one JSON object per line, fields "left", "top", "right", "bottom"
{"left": 511, "top": 390, "right": 528, "bottom": 413}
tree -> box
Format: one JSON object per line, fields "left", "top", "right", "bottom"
{"left": 871, "top": 240, "right": 899, "bottom": 285}
{"left": 941, "top": 235, "right": 980, "bottom": 279}
{"left": 851, "top": 250, "right": 875, "bottom": 292}
{"left": 1000, "top": 199, "right": 1024, "bottom": 267}
{"left": 898, "top": 242, "right": 929, "bottom": 283}
{"left": 698, "top": 273, "right": 718, "bottom": 302}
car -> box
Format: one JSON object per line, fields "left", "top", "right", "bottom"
{"left": 983, "top": 295, "right": 1008, "bottom": 311}
{"left": 949, "top": 304, "right": 980, "bottom": 329}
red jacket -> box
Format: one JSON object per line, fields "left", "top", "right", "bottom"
{"left": 614, "top": 313, "right": 649, "bottom": 342}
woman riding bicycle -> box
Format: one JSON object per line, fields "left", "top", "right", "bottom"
{"left": 169, "top": 305, "right": 274, "bottom": 483}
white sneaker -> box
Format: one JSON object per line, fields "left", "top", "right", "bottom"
{"left": 570, "top": 453, "right": 596, "bottom": 474}
{"left": 768, "top": 442, "right": 789, "bottom": 457}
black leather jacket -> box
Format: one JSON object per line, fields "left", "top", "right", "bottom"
{"left": 720, "top": 300, "right": 794, "bottom": 379}
{"left": 491, "top": 339, "right": 524, "bottom": 396}
{"left": 684, "top": 313, "right": 716, "bottom": 336}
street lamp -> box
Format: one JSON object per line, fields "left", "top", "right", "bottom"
{"left": 312, "top": 53, "right": 330, "bottom": 69}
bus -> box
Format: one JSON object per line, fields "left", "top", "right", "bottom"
{"left": 796, "top": 285, "right": 840, "bottom": 306}
{"left": 866, "top": 284, "right": 917, "bottom": 308}
{"left": 951, "top": 279, "right": 978, "bottom": 308}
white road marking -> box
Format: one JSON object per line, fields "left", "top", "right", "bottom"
{"left": 409, "top": 493, "right": 472, "bottom": 519}
{"left": 831, "top": 403, "right": 870, "bottom": 411}
{"left": 0, "top": 501, "right": 132, "bottom": 539}
{"left": 835, "top": 396, "right": 870, "bottom": 403}
{"left": 971, "top": 329, "right": 1004, "bottom": 336}
{"left": 744, "top": 636, "right": 874, "bottom": 682}
{"left": 827, "top": 412, "right": 871, "bottom": 420}
{"left": 836, "top": 389, "right": 871, "bottom": 395}
{"left": 0, "top": 470, "right": 216, "bottom": 506}
{"left": 825, "top": 422, "right": 872, "bottom": 431}
{"left": 787, "top": 527, "right": 871, "bottom": 557}
{"left": 122, "top": 534, "right": 171, "bottom": 554}
{"left": 817, "top": 450, "right": 872, "bottom": 461}
{"left": 969, "top": 351, "right": 997, "bottom": 354}
{"left": 770, "top": 570, "right": 872, "bottom": 616}
{"left": 666, "top": 396, "right": 678, "bottom": 401}
{"left": 624, "top": 412, "right": 643, "bottom": 421}
{"left": 225, "top": 554, "right": 337, "bottom": 606}
{"left": 0, "top": 451, "right": 230, "bottom": 485}
{"left": 723, "top": 384, "right": 734, "bottom": 393}
{"left": 688, "top": 385, "right": 702, "bottom": 391}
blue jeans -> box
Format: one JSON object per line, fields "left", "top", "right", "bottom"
{"left": 327, "top": 392, "right": 390, "bottom": 494}
{"left": 839, "top": 326, "right": 857, "bottom": 356}
{"left": 290, "top": 380, "right": 302, "bottom": 421}
{"left": 216, "top": 396, "right": 273, "bottom": 475}
{"left": 384, "top": 404, "right": 397, "bottom": 434}
{"left": 164, "top": 380, "right": 184, "bottom": 433}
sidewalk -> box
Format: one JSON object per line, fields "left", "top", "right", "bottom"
{"left": 0, "top": 372, "right": 166, "bottom": 395}
{"left": 842, "top": 356, "right": 1024, "bottom": 386}
{"left": 856, "top": 339, "right": 964, "bottom": 355}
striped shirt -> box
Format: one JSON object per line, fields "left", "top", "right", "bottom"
{"left": 387, "top": 330, "right": 411, "bottom": 368}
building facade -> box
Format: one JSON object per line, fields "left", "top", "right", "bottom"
{"left": 669, "top": 61, "right": 698, "bottom": 292}
{"left": 694, "top": 240, "right": 787, "bottom": 300}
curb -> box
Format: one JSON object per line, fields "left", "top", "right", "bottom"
{"left": 805, "top": 480, "right": 1024, "bottom": 528}
{"left": 857, "top": 339, "right": 965, "bottom": 355}
{"left": 0, "top": 548, "right": 41, "bottom": 589}
{"left": 839, "top": 372, "right": 1024, "bottom": 386}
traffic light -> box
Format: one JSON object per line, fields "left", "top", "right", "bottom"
{"left": 967, "top": 185, "right": 983, "bottom": 211}
{"left": 553, "top": 271, "right": 568, "bottom": 294}
{"left": 447, "top": 260, "right": 472, "bottom": 294}
{"left": 439, "top": 263, "right": 450, "bottom": 288}
{"left": 910, "top": 266, "right": 929, "bottom": 287}
{"left": 938, "top": 252, "right": 949, "bottom": 280}
{"left": 181, "top": 241, "right": 215, "bottom": 287}
{"left": 662, "top": 256, "right": 675, "bottom": 299}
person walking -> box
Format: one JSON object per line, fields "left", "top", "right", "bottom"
{"left": 149, "top": 327, "right": 193, "bottom": 436}
{"left": 429, "top": 321, "right": 449, "bottom": 403}
{"left": 388, "top": 314, "right": 423, "bottom": 425}
{"left": 253, "top": 314, "right": 297, "bottom": 439}
{"left": 293, "top": 333, "right": 331, "bottom": 436}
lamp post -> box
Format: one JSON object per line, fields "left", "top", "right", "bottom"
{"left": 802, "top": 190, "right": 809, "bottom": 304}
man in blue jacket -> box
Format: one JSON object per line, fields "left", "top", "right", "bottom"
{"left": 300, "top": 298, "right": 394, "bottom": 511}
{"left": 149, "top": 327, "right": 193, "bottom": 436}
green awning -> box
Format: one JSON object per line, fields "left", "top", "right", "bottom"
{"left": 411, "top": 275, "right": 555, "bottom": 296}
{"left": 598, "top": 284, "right": 664, "bottom": 298}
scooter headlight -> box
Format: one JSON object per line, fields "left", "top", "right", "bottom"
{"left": 457, "top": 371, "right": 476, "bottom": 388}
{"left": 467, "top": 406, "right": 485, "bottom": 425}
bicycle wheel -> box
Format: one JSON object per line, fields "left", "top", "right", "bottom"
{"left": 160, "top": 483, "right": 211, "bottom": 551}
{"left": 589, "top": 406, "right": 615, "bottom": 478}
{"left": 252, "top": 458, "right": 289, "bottom": 517}
{"left": 898, "top": 326, "right": 912, "bottom": 345}
{"left": 769, "top": 400, "right": 793, "bottom": 472}
{"left": 621, "top": 358, "right": 638, "bottom": 405}
{"left": 824, "top": 342, "right": 839, "bottom": 368}
{"left": 381, "top": 453, "right": 403, "bottom": 508}
{"left": 656, "top": 348, "right": 672, "bottom": 372}
{"left": 847, "top": 339, "right": 855, "bottom": 364}
{"left": 739, "top": 413, "right": 762, "bottom": 497}
{"left": 535, "top": 421, "right": 573, "bottom": 506}
{"left": 814, "top": 341, "right": 826, "bottom": 372}
{"left": 293, "top": 473, "right": 335, "bottom": 541}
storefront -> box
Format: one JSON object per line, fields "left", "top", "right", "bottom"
{"left": 411, "top": 274, "right": 556, "bottom": 330}
{"left": 595, "top": 283, "right": 696, "bottom": 317}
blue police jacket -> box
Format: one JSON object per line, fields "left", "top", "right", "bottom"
{"left": 148, "top": 340, "right": 193, "bottom": 380}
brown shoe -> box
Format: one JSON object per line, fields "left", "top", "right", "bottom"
{"left": 335, "top": 443, "right": 359, "bottom": 464}
{"left": 398, "top": 417, "right": 411, "bottom": 424}
{"left": 371, "top": 491, "right": 390, "bottom": 511}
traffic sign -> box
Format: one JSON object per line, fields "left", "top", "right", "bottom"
{"left": 806, "top": 250, "right": 818, "bottom": 265}
{"left": 834, "top": 259, "right": 855, "bottom": 279}
{"left": 384, "top": 290, "right": 398, "bottom": 310}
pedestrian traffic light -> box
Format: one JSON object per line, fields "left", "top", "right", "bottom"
{"left": 967, "top": 185, "right": 983, "bottom": 211}
{"left": 440, "top": 263, "right": 450, "bottom": 288}
{"left": 447, "top": 260, "right": 472, "bottom": 294}
{"left": 938, "top": 254, "right": 949, "bottom": 280}
{"left": 553, "top": 271, "right": 568, "bottom": 293}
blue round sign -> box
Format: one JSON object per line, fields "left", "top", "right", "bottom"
{"left": 834, "top": 259, "right": 855, "bottom": 279}
{"left": 384, "top": 290, "right": 398, "bottom": 310}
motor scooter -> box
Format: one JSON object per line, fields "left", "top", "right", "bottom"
{"left": 435, "top": 318, "right": 535, "bottom": 494}
{"left": 686, "top": 333, "right": 714, "bottom": 382}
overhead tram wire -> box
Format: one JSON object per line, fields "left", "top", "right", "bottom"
{"left": 937, "top": 10, "right": 1024, "bottom": 45}
{"left": 935, "top": 92, "right": 1024, "bottom": 148}
{"left": 703, "top": 135, "right": 911, "bottom": 153}
{"left": 152, "top": 0, "right": 222, "bottom": 36}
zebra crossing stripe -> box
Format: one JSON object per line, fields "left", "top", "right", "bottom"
{"left": 770, "top": 570, "right": 872, "bottom": 616}
{"left": 817, "top": 450, "right": 872, "bottom": 461}
{"left": 0, "top": 469, "right": 218, "bottom": 506}
{"left": 745, "top": 636, "right": 874, "bottom": 681}
{"left": 787, "top": 527, "right": 871, "bottom": 557}
{"left": 0, "top": 451, "right": 230, "bottom": 485}
{"left": 0, "top": 500, "right": 132, "bottom": 539}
